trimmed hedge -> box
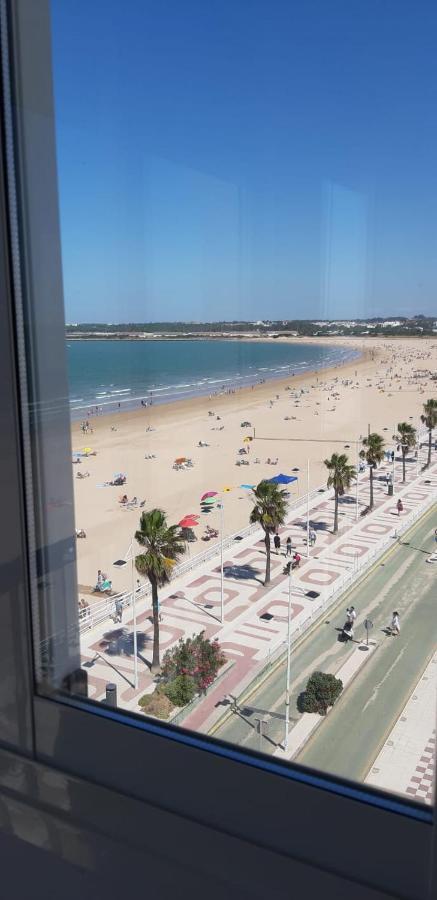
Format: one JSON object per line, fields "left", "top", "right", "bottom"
{"left": 298, "top": 671, "right": 343, "bottom": 716}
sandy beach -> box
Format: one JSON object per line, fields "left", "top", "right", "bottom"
{"left": 72, "top": 337, "right": 436, "bottom": 595}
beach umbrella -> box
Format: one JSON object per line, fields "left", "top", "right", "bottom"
{"left": 175, "top": 457, "right": 188, "bottom": 464}
{"left": 201, "top": 497, "right": 216, "bottom": 505}
{"left": 179, "top": 516, "right": 199, "bottom": 528}
{"left": 201, "top": 491, "right": 218, "bottom": 500}
{"left": 240, "top": 484, "right": 255, "bottom": 489}
{"left": 222, "top": 486, "right": 233, "bottom": 492}
{"left": 243, "top": 436, "right": 253, "bottom": 443}
{"left": 268, "top": 473, "right": 298, "bottom": 485}
{"left": 82, "top": 447, "right": 93, "bottom": 455}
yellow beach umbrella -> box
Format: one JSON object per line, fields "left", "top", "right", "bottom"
{"left": 243, "top": 436, "right": 253, "bottom": 443}
{"left": 82, "top": 447, "right": 93, "bottom": 455}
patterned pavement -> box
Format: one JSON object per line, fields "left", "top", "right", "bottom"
{"left": 366, "top": 651, "right": 436, "bottom": 806}
{"left": 80, "top": 455, "right": 437, "bottom": 729}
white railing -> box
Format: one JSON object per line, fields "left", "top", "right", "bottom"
{"left": 79, "top": 443, "right": 435, "bottom": 636}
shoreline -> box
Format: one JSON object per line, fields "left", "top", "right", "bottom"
{"left": 69, "top": 339, "right": 362, "bottom": 422}
{"left": 71, "top": 344, "right": 368, "bottom": 434}
{"left": 71, "top": 336, "right": 436, "bottom": 593}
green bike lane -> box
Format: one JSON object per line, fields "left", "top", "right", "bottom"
{"left": 214, "top": 506, "right": 437, "bottom": 781}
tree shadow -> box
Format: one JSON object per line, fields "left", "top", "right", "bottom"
{"left": 223, "top": 563, "right": 263, "bottom": 583}
{"left": 100, "top": 627, "right": 150, "bottom": 657}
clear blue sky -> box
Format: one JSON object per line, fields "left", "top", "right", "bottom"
{"left": 51, "top": 0, "right": 437, "bottom": 322}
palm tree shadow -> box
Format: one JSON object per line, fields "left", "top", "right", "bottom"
{"left": 224, "top": 563, "right": 263, "bottom": 584}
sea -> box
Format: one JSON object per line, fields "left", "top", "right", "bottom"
{"left": 67, "top": 340, "right": 360, "bottom": 419}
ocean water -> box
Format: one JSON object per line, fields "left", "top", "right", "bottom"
{"left": 66, "top": 340, "right": 360, "bottom": 418}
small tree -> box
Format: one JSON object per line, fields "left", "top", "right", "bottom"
{"left": 421, "top": 398, "right": 437, "bottom": 468}
{"left": 324, "top": 453, "right": 356, "bottom": 533}
{"left": 298, "top": 671, "right": 343, "bottom": 716}
{"left": 360, "top": 433, "right": 385, "bottom": 510}
{"left": 161, "top": 631, "right": 226, "bottom": 694}
{"left": 395, "top": 422, "right": 416, "bottom": 483}
{"left": 250, "top": 480, "right": 288, "bottom": 584}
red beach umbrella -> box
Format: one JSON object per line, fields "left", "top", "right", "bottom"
{"left": 179, "top": 516, "right": 199, "bottom": 528}
{"left": 201, "top": 491, "right": 218, "bottom": 501}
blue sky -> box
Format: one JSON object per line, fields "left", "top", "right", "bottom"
{"left": 51, "top": 0, "right": 437, "bottom": 322}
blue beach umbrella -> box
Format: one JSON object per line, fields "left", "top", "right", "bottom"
{"left": 240, "top": 484, "right": 255, "bottom": 489}
{"left": 268, "top": 473, "right": 298, "bottom": 485}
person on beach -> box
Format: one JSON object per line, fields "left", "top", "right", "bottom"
{"left": 389, "top": 611, "right": 400, "bottom": 636}
{"left": 274, "top": 534, "right": 281, "bottom": 554}
{"left": 286, "top": 536, "right": 292, "bottom": 556}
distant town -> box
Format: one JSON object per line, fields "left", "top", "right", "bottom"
{"left": 66, "top": 315, "right": 437, "bottom": 340}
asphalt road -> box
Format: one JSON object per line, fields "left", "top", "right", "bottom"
{"left": 214, "top": 507, "right": 437, "bottom": 784}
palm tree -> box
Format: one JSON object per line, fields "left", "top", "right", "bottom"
{"left": 135, "top": 509, "right": 184, "bottom": 673}
{"left": 324, "top": 453, "right": 356, "bottom": 534}
{"left": 395, "top": 422, "right": 417, "bottom": 483}
{"left": 421, "top": 398, "right": 437, "bottom": 468}
{"left": 360, "top": 433, "right": 385, "bottom": 510}
{"left": 250, "top": 480, "right": 288, "bottom": 585}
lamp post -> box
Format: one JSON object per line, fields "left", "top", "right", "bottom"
{"left": 355, "top": 439, "right": 360, "bottom": 521}
{"left": 113, "top": 539, "right": 138, "bottom": 689}
{"left": 219, "top": 495, "right": 224, "bottom": 624}
{"left": 284, "top": 567, "right": 292, "bottom": 752}
{"left": 306, "top": 458, "right": 310, "bottom": 558}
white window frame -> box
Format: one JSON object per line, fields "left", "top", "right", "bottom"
{"left": 0, "top": 2, "right": 435, "bottom": 897}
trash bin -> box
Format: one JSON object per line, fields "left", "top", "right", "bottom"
{"left": 105, "top": 683, "right": 117, "bottom": 707}
{"left": 388, "top": 483, "right": 394, "bottom": 496}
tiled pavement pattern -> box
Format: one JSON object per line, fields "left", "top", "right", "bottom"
{"left": 366, "top": 652, "right": 436, "bottom": 806}
{"left": 80, "top": 457, "right": 437, "bottom": 729}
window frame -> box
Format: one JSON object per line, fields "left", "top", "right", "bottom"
{"left": 0, "top": 2, "right": 436, "bottom": 897}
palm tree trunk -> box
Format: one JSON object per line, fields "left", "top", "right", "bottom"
{"left": 369, "top": 466, "right": 374, "bottom": 509}
{"left": 150, "top": 577, "right": 161, "bottom": 673}
{"left": 427, "top": 427, "right": 432, "bottom": 468}
{"left": 402, "top": 448, "right": 406, "bottom": 483}
{"left": 333, "top": 489, "right": 339, "bottom": 533}
{"left": 264, "top": 531, "right": 271, "bottom": 585}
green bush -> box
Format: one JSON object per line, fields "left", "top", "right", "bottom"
{"left": 138, "top": 691, "right": 173, "bottom": 719}
{"left": 298, "top": 671, "right": 343, "bottom": 716}
{"left": 161, "top": 631, "right": 226, "bottom": 694}
{"left": 161, "top": 675, "right": 196, "bottom": 707}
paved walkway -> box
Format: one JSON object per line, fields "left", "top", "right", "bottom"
{"left": 365, "top": 651, "right": 436, "bottom": 806}
{"left": 79, "top": 455, "right": 437, "bottom": 729}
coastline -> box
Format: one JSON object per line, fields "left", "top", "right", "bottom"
{"left": 71, "top": 335, "right": 436, "bottom": 593}
{"left": 69, "top": 338, "right": 362, "bottom": 421}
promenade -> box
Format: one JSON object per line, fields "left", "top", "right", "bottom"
{"left": 79, "top": 449, "right": 437, "bottom": 734}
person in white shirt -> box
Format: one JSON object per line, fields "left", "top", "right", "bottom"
{"left": 346, "top": 606, "right": 357, "bottom": 625}
{"left": 390, "top": 611, "right": 400, "bottom": 635}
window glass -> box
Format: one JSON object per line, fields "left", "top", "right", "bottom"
{"left": 19, "top": 0, "right": 437, "bottom": 807}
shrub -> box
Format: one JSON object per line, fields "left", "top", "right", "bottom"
{"left": 298, "top": 671, "right": 343, "bottom": 716}
{"left": 161, "top": 631, "right": 226, "bottom": 694}
{"left": 138, "top": 691, "right": 173, "bottom": 719}
{"left": 161, "top": 675, "right": 196, "bottom": 707}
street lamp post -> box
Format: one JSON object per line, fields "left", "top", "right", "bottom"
{"left": 355, "top": 439, "right": 360, "bottom": 521}
{"left": 306, "top": 458, "right": 310, "bottom": 558}
{"left": 284, "top": 568, "right": 292, "bottom": 752}
{"left": 219, "top": 495, "right": 224, "bottom": 624}
{"left": 113, "top": 539, "right": 138, "bottom": 689}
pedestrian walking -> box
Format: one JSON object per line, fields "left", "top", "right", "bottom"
{"left": 346, "top": 606, "right": 357, "bottom": 626}
{"left": 309, "top": 528, "right": 317, "bottom": 547}
{"left": 389, "top": 611, "right": 400, "bottom": 636}
{"left": 291, "top": 551, "right": 301, "bottom": 570}
{"left": 274, "top": 534, "right": 281, "bottom": 554}
{"left": 391, "top": 450, "right": 395, "bottom": 463}
{"left": 115, "top": 597, "right": 123, "bottom": 623}
{"left": 396, "top": 499, "right": 403, "bottom": 516}
{"left": 286, "top": 536, "right": 292, "bottom": 556}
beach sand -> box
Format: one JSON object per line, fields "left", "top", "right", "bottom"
{"left": 72, "top": 337, "right": 436, "bottom": 595}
